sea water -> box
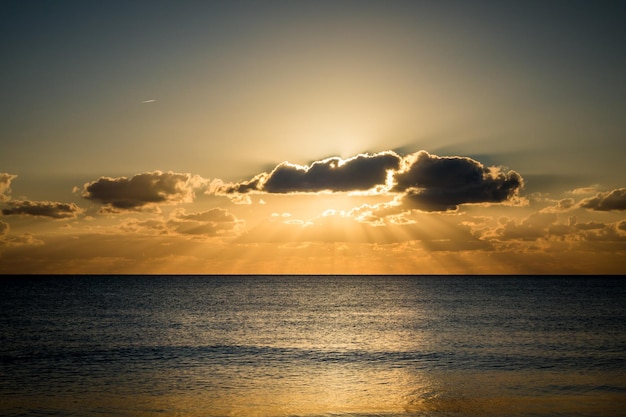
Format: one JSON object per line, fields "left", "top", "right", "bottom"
{"left": 1, "top": 275, "right": 625, "bottom": 417}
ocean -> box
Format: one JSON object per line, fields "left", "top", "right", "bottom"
{"left": 1, "top": 275, "right": 625, "bottom": 417}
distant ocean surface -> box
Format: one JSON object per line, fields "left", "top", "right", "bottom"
{"left": 1, "top": 275, "right": 625, "bottom": 417}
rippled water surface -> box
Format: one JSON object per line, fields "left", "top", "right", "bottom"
{"left": 1, "top": 275, "right": 625, "bottom": 416}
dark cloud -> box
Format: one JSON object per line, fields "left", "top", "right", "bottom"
{"left": 219, "top": 150, "right": 523, "bottom": 212}
{"left": 394, "top": 151, "right": 485, "bottom": 190}
{"left": 396, "top": 151, "right": 523, "bottom": 211}
{"left": 579, "top": 188, "right": 626, "bottom": 211}
{"left": 2, "top": 200, "right": 83, "bottom": 219}
{"left": 0, "top": 173, "right": 17, "bottom": 202}
{"left": 220, "top": 151, "right": 401, "bottom": 194}
{"left": 82, "top": 171, "right": 205, "bottom": 211}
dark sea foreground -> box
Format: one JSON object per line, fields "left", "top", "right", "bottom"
{"left": 1, "top": 275, "right": 625, "bottom": 417}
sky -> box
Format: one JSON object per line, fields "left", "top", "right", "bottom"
{"left": 1, "top": 0, "right": 625, "bottom": 274}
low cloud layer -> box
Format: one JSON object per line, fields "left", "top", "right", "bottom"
{"left": 219, "top": 150, "right": 523, "bottom": 211}
{"left": 2, "top": 200, "right": 83, "bottom": 219}
{"left": 119, "top": 208, "right": 242, "bottom": 238}
{"left": 169, "top": 208, "right": 243, "bottom": 236}
{"left": 0, "top": 173, "right": 17, "bottom": 202}
{"left": 580, "top": 188, "right": 626, "bottom": 211}
{"left": 469, "top": 210, "right": 626, "bottom": 247}
{"left": 82, "top": 171, "right": 206, "bottom": 212}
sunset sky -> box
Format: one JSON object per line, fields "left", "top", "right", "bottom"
{"left": 1, "top": 1, "right": 625, "bottom": 274}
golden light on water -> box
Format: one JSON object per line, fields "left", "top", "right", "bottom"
{"left": 9, "top": 367, "right": 624, "bottom": 417}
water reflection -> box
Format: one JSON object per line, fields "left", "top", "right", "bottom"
{"left": 2, "top": 276, "right": 625, "bottom": 417}
{"left": 141, "top": 352, "right": 437, "bottom": 417}
{"left": 404, "top": 370, "right": 626, "bottom": 417}
{"left": 13, "top": 367, "right": 621, "bottom": 417}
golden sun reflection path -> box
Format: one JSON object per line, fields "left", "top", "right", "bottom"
{"left": 2, "top": 276, "right": 625, "bottom": 417}
{"left": 150, "top": 277, "right": 439, "bottom": 417}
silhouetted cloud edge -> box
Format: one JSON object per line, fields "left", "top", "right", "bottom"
{"left": 2, "top": 200, "right": 83, "bottom": 219}
{"left": 216, "top": 150, "right": 524, "bottom": 212}
{"left": 81, "top": 171, "right": 208, "bottom": 212}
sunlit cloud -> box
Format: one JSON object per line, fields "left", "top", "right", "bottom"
{"left": 570, "top": 186, "right": 599, "bottom": 195}
{"left": 0, "top": 173, "right": 17, "bottom": 202}
{"left": 2, "top": 200, "right": 83, "bottom": 219}
{"left": 116, "top": 208, "right": 243, "bottom": 239}
{"left": 82, "top": 171, "right": 208, "bottom": 212}
{"left": 579, "top": 188, "right": 626, "bottom": 211}
{"left": 119, "top": 218, "right": 170, "bottom": 236}
{"left": 271, "top": 212, "right": 292, "bottom": 218}
{"left": 576, "top": 221, "right": 626, "bottom": 242}
{"left": 539, "top": 198, "right": 576, "bottom": 213}
{"left": 476, "top": 210, "right": 626, "bottom": 244}
{"left": 346, "top": 200, "right": 406, "bottom": 226}
{"left": 569, "top": 217, "right": 607, "bottom": 231}
{"left": 229, "top": 194, "right": 253, "bottom": 205}
{"left": 0, "top": 222, "right": 44, "bottom": 247}
{"left": 483, "top": 212, "right": 559, "bottom": 241}
{"left": 168, "top": 207, "right": 244, "bottom": 237}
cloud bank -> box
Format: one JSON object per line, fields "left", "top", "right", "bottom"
{"left": 2, "top": 200, "right": 83, "bottom": 219}
{"left": 580, "top": 188, "right": 626, "bottom": 211}
{"left": 82, "top": 171, "right": 206, "bottom": 212}
{"left": 219, "top": 151, "right": 524, "bottom": 211}
{"left": 168, "top": 208, "right": 243, "bottom": 236}
{"left": 119, "top": 208, "right": 243, "bottom": 238}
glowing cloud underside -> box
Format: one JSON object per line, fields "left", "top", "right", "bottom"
{"left": 0, "top": 173, "right": 17, "bottom": 202}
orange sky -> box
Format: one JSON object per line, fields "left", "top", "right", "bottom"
{"left": 1, "top": 1, "right": 625, "bottom": 274}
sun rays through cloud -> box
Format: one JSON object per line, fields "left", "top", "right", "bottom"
{"left": 1, "top": 1, "right": 625, "bottom": 274}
